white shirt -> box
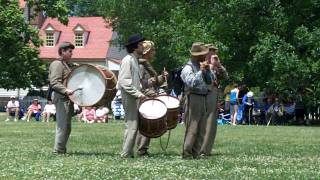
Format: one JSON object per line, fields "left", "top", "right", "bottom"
{"left": 96, "top": 107, "right": 109, "bottom": 117}
{"left": 44, "top": 104, "right": 56, "bottom": 114}
{"left": 7, "top": 100, "right": 19, "bottom": 109}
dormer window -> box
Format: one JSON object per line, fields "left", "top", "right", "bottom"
{"left": 46, "top": 32, "right": 54, "bottom": 47}
{"left": 73, "top": 24, "right": 89, "bottom": 48}
{"left": 44, "top": 24, "right": 59, "bottom": 47}
{"left": 75, "top": 32, "right": 84, "bottom": 47}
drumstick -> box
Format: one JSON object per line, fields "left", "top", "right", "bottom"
{"left": 72, "top": 86, "right": 83, "bottom": 93}
{"left": 163, "top": 67, "right": 167, "bottom": 85}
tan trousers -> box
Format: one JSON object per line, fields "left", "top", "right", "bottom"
{"left": 182, "top": 94, "right": 208, "bottom": 158}
{"left": 120, "top": 91, "right": 140, "bottom": 157}
{"left": 53, "top": 93, "right": 74, "bottom": 153}
{"left": 200, "top": 87, "right": 218, "bottom": 155}
{"left": 136, "top": 132, "right": 150, "bottom": 155}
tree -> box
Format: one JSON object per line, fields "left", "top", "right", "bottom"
{"left": 0, "top": 0, "right": 69, "bottom": 90}
{"left": 68, "top": 0, "right": 320, "bottom": 107}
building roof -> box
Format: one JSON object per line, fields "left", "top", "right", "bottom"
{"left": 106, "top": 31, "right": 127, "bottom": 61}
{"left": 39, "top": 17, "right": 113, "bottom": 61}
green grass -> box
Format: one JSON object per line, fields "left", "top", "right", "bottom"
{"left": 0, "top": 117, "right": 319, "bottom": 179}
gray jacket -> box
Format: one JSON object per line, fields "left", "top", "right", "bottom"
{"left": 181, "top": 60, "right": 215, "bottom": 95}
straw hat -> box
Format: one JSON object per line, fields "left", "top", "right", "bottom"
{"left": 142, "top": 40, "right": 155, "bottom": 55}
{"left": 190, "top": 42, "right": 209, "bottom": 56}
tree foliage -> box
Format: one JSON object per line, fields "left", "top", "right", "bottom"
{"left": 3, "top": 0, "right": 319, "bottom": 106}
{"left": 0, "top": 0, "right": 69, "bottom": 90}
{"left": 67, "top": 0, "right": 319, "bottom": 96}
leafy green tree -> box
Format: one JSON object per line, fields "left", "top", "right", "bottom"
{"left": 0, "top": 0, "right": 69, "bottom": 90}
{"left": 68, "top": 0, "right": 320, "bottom": 108}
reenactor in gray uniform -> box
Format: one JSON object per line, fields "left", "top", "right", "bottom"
{"left": 117, "top": 34, "right": 146, "bottom": 158}
{"left": 49, "top": 42, "right": 75, "bottom": 154}
{"left": 181, "top": 42, "right": 215, "bottom": 159}
{"left": 200, "top": 44, "right": 228, "bottom": 156}
{"left": 136, "top": 40, "right": 168, "bottom": 156}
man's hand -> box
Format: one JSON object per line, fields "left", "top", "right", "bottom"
{"left": 200, "top": 62, "right": 210, "bottom": 72}
{"left": 162, "top": 67, "right": 169, "bottom": 79}
{"left": 148, "top": 77, "right": 157, "bottom": 86}
{"left": 139, "top": 95, "right": 147, "bottom": 101}
{"left": 65, "top": 89, "right": 74, "bottom": 96}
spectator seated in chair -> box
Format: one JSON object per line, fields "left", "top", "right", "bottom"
{"left": 5, "top": 96, "right": 20, "bottom": 122}
{"left": 266, "top": 97, "right": 284, "bottom": 125}
{"left": 42, "top": 100, "right": 56, "bottom": 122}
{"left": 82, "top": 106, "right": 96, "bottom": 123}
{"left": 95, "top": 106, "right": 109, "bottom": 123}
{"left": 23, "top": 99, "right": 42, "bottom": 122}
{"left": 283, "top": 98, "right": 295, "bottom": 124}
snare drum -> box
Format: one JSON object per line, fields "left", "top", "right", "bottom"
{"left": 138, "top": 99, "right": 167, "bottom": 138}
{"left": 156, "top": 95, "right": 180, "bottom": 130}
{"left": 66, "top": 64, "right": 117, "bottom": 107}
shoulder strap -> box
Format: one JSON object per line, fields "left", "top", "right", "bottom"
{"left": 184, "top": 63, "right": 195, "bottom": 73}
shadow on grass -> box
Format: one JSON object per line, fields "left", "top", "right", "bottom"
{"left": 68, "top": 151, "right": 117, "bottom": 157}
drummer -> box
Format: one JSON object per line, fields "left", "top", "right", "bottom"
{"left": 117, "top": 34, "right": 146, "bottom": 158}
{"left": 136, "top": 40, "right": 168, "bottom": 156}
{"left": 49, "top": 42, "right": 75, "bottom": 154}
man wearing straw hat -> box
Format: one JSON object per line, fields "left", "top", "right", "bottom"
{"left": 135, "top": 40, "right": 168, "bottom": 156}
{"left": 117, "top": 34, "right": 146, "bottom": 158}
{"left": 200, "top": 44, "right": 228, "bottom": 157}
{"left": 181, "top": 42, "right": 215, "bottom": 159}
{"left": 49, "top": 42, "right": 75, "bottom": 154}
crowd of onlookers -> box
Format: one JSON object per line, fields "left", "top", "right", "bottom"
{"left": 3, "top": 95, "right": 119, "bottom": 123}
{"left": 221, "top": 84, "right": 316, "bottom": 126}
{"left": 4, "top": 85, "right": 317, "bottom": 126}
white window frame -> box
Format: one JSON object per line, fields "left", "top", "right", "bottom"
{"left": 45, "top": 32, "right": 54, "bottom": 47}
{"left": 75, "top": 32, "right": 84, "bottom": 47}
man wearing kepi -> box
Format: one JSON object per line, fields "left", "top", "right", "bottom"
{"left": 200, "top": 44, "right": 228, "bottom": 156}
{"left": 117, "top": 34, "right": 146, "bottom": 158}
{"left": 181, "top": 42, "right": 214, "bottom": 159}
{"left": 49, "top": 42, "right": 75, "bottom": 154}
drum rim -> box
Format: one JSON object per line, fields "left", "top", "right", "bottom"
{"left": 155, "top": 95, "right": 180, "bottom": 110}
{"left": 138, "top": 98, "right": 167, "bottom": 120}
{"left": 66, "top": 64, "right": 108, "bottom": 106}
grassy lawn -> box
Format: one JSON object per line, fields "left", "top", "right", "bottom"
{"left": 0, "top": 116, "right": 319, "bottom": 179}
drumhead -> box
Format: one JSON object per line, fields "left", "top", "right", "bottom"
{"left": 67, "top": 65, "right": 106, "bottom": 106}
{"left": 139, "top": 99, "right": 167, "bottom": 120}
{"left": 156, "top": 95, "right": 180, "bottom": 109}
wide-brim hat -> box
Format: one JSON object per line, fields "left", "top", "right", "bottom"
{"left": 205, "top": 43, "right": 218, "bottom": 50}
{"left": 190, "top": 42, "right": 209, "bottom": 56}
{"left": 125, "top": 34, "right": 145, "bottom": 47}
